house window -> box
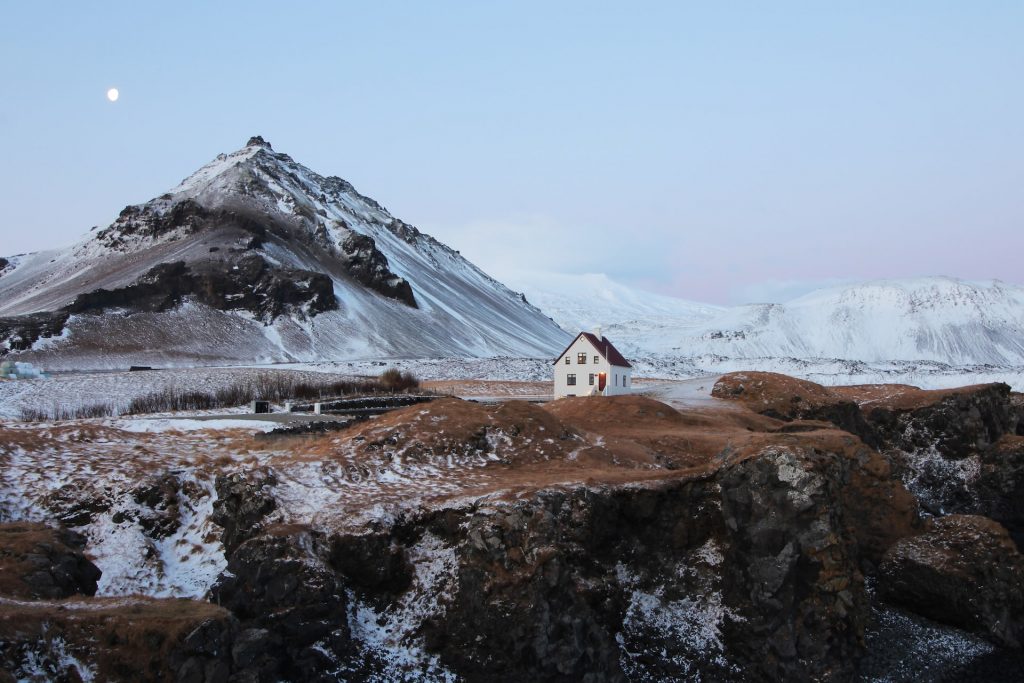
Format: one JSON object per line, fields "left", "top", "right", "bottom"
{"left": 623, "top": 375, "right": 629, "bottom": 387}
{"left": 593, "top": 355, "right": 599, "bottom": 363}
{"left": 577, "top": 353, "right": 587, "bottom": 364}
{"left": 614, "top": 374, "right": 618, "bottom": 386}
{"left": 565, "top": 356, "right": 570, "bottom": 364}
{"left": 589, "top": 374, "right": 594, "bottom": 385}
{"left": 567, "top": 374, "right": 577, "bottom": 386}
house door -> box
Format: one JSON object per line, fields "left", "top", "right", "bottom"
{"left": 598, "top": 372, "right": 607, "bottom": 391}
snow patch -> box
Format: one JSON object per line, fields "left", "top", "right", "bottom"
{"left": 345, "top": 532, "right": 459, "bottom": 681}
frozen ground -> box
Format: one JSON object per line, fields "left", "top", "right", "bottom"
{"left": 1, "top": 354, "right": 1020, "bottom": 420}
{"left": 0, "top": 366, "right": 370, "bottom": 419}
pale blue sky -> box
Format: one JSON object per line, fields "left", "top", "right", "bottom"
{"left": 1, "top": 2, "right": 1021, "bottom": 303}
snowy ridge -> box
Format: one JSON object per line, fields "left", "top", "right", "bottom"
{"left": 521, "top": 274, "right": 1024, "bottom": 367}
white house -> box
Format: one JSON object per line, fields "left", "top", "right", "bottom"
{"left": 552, "top": 328, "right": 633, "bottom": 399}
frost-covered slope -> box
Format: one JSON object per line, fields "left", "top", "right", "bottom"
{"left": 0, "top": 137, "right": 569, "bottom": 367}
{"left": 522, "top": 275, "right": 1024, "bottom": 366}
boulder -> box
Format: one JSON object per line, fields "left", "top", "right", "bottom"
{"left": 0, "top": 522, "right": 101, "bottom": 599}
{"left": 974, "top": 436, "right": 1024, "bottom": 547}
{"left": 879, "top": 514, "right": 1024, "bottom": 648}
{"left": 210, "top": 469, "right": 278, "bottom": 555}
{"left": 210, "top": 524, "right": 350, "bottom": 680}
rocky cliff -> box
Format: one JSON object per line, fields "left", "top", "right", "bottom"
{"left": 2, "top": 379, "right": 1024, "bottom": 680}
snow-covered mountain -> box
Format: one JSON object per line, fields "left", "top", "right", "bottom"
{"left": 0, "top": 137, "right": 569, "bottom": 368}
{"left": 506, "top": 271, "right": 723, "bottom": 334}
{"left": 522, "top": 275, "right": 1024, "bottom": 366}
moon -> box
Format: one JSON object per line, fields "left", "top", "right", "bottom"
{"left": 106, "top": 88, "right": 119, "bottom": 102}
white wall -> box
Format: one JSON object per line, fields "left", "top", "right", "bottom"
{"left": 553, "top": 335, "right": 632, "bottom": 399}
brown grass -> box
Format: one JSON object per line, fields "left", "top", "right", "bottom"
{"left": 831, "top": 382, "right": 1004, "bottom": 411}
{"left": 0, "top": 596, "right": 231, "bottom": 682}
{"left": 711, "top": 371, "right": 844, "bottom": 416}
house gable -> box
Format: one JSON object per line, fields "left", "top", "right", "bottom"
{"left": 552, "top": 332, "right": 632, "bottom": 369}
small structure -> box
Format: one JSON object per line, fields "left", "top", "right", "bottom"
{"left": 552, "top": 327, "right": 632, "bottom": 399}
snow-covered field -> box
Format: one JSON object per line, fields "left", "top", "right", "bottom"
{"left": 631, "top": 354, "right": 1024, "bottom": 391}
{"left": 1, "top": 353, "right": 1020, "bottom": 420}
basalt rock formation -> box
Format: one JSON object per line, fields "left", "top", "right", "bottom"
{"left": 0, "top": 522, "right": 100, "bottom": 599}
{"left": 211, "top": 524, "right": 350, "bottom": 682}
{"left": 716, "top": 372, "right": 1024, "bottom": 541}
{"left": 0, "top": 522, "right": 237, "bottom": 682}
{"left": 879, "top": 515, "right": 1024, "bottom": 648}
{"left": 4, "top": 380, "right": 1023, "bottom": 680}
{"left": 64, "top": 256, "right": 338, "bottom": 323}
{"left": 199, "top": 404, "right": 918, "bottom": 682}
{"left": 340, "top": 232, "right": 417, "bottom": 307}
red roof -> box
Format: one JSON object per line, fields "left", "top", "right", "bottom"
{"left": 552, "top": 332, "right": 632, "bottom": 368}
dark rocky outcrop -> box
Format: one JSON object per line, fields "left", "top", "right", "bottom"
{"left": 101, "top": 199, "right": 215, "bottom": 244}
{"left": 879, "top": 515, "right": 1024, "bottom": 648}
{"left": 40, "top": 481, "right": 114, "bottom": 528}
{"left": 211, "top": 524, "right": 350, "bottom": 681}
{"left": 210, "top": 469, "right": 278, "bottom": 555}
{"left": 314, "top": 437, "right": 917, "bottom": 682}
{"left": 858, "top": 384, "right": 1024, "bottom": 540}
{"left": 329, "top": 530, "right": 413, "bottom": 594}
{"left": 717, "top": 374, "right": 1024, "bottom": 547}
{"left": 66, "top": 255, "right": 337, "bottom": 323}
{"left": 0, "top": 310, "right": 69, "bottom": 352}
{"left": 0, "top": 522, "right": 101, "bottom": 599}
{"left": 0, "top": 250, "right": 338, "bottom": 351}
{"left": 0, "top": 597, "right": 236, "bottom": 683}
{"left": 714, "top": 444, "right": 899, "bottom": 680}
{"left": 195, "top": 426, "right": 913, "bottom": 682}
{"left": 863, "top": 383, "right": 1018, "bottom": 458}
{"left": 131, "top": 472, "right": 192, "bottom": 540}
{"left": 974, "top": 436, "right": 1024, "bottom": 547}
{"left": 340, "top": 232, "right": 416, "bottom": 307}
{"left": 246, "top": 135, "right": 272, "bottom": 149}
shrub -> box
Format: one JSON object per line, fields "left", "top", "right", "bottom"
{"left": 19, "top": 401, "right": 116, "bottom": 421}
{"left": 379, "top": 368, "right": 419, "bottom": 392}
{"left": 18, "top": 369, "right": 425, "bottom": 421}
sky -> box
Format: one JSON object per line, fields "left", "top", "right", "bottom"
{"left": 1, "top": 2, "right": 1022, "bottom": 304}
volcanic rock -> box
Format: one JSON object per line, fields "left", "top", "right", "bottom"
{"left": 339, "top": 232, "right": 416, "bottom": 307}
{"left": 0, "top": 596, "right": 235, "bottom": 682}
{"left": 712, "top": 372, "right": 878, "bottom": 446}
{"left": 0, "top": 522, "right": 101, "bottom": 599}
{"left": 852, "top": 382, "right": 1018, "bottom": 458}
{"left": 210, "top": 524, "right": 350, "bottom": 681}
{"left": 210, "top": 469, "right": 278, "bottom": 555}
{"left": 879, "top": 514, "right": 1024, "bottom": 648}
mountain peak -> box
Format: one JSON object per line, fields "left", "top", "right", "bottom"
{"left": 245, "top": 135, "right": 272, "bottom": 150}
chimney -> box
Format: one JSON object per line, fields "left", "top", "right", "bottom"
{"left": 593, "top": 325, "right": 602, "bottom": 341}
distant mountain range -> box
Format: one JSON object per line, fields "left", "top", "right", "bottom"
{"left": 0, "top": 137, "right": 569, "bottom": 368}
{"left": 2, "top": 137, "right": 1020, "bottom": 374}
{"left": 514, "top": 275, "right": 1024, "bottom": 367}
